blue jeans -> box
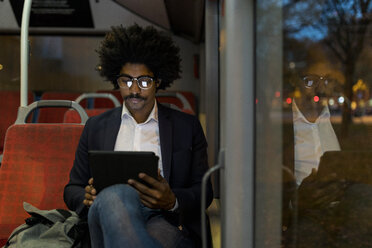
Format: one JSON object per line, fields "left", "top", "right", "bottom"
{"left": 88, "top": 184, "right": 194, "bottom": 248}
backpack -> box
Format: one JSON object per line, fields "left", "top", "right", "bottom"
{"left": 4, "top": 202, "right": 90, "bottom": 248}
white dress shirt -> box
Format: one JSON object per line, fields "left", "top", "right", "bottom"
{"left": 114, "top": 101, "right": 178, "bottom": 211}
{"left": 293, "top": 101, "right": 341, "bottom": 185}
{"left": 114, "top": 101, "right": 164, "bottom": 176}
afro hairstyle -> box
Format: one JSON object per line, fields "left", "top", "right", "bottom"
{"left": 96, "top": 24, "right": 182, "bottom": 90}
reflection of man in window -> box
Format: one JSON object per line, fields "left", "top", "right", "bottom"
{"left": 292, "top": 75, "right": 340, "bottom": 185}
{"left": 283, "top": 74, "right": 372, "bottom": 248}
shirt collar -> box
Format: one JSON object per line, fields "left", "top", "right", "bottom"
{"left": 121, "top": 100, "right": 158, "bottom": 124}
{"left": 292, "top": 99, "right": 330, "bottom": 124}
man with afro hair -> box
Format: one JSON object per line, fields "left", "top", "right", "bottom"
{"left": 64, "top": 24, "right": 213, "bottom": 248}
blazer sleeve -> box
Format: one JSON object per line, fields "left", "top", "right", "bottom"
{"left": 172, "top": 117, "right": 213, "bottom": 216}
{"left": 63, "top": 118, "right": 92, "bottom": 216}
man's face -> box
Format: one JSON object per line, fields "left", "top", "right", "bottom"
{"left": 296, "top": 74, "right": 329, "bottom": 103}
{"left": 118, "top": 63, "right": 157, "bottom": 114}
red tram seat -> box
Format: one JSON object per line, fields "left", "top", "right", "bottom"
{"left": 0, "top": 91, "right": 33, "bottom": 152}
{"left": 0, "top": 101, "right": 87, "bottom": 245}
{"left": 180, "top": 91, "right": 197, "bottom": 113}
{"left": 177, "top": 91, "right": 196, "bottom": 113}
{"left": 156, "top": 91, "right": 195, "bottom": 115}
{"left": 63, "top": 93, "right": 121, "bottom": 123}
{"left": 37, "top": 92, "right": 87, "bottom": 123}
{"left": 94, "top": 90, "right": 122, "bottom": 108}
{"left": 63, "top": 108, "right": 110, "bottom": 123}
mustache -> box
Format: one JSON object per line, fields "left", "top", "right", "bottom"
{"left": 124, "top": 94, "right": 146, "bottom": 101}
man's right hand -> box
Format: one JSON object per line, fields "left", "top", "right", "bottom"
{"left": 83, "top": 178, "right": 96, "bottom": 207}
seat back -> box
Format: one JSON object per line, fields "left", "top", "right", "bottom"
{"left": 178, "top": 91, "right": 197, "bottom": 114}
{"left": 63, "top": 93, "right": 120, "bottom": 123}
{"left": 0, "top": 91, "right": 33, "bottom": 151}
{"left": 94, "top": 90, "right": 122, "bottom": 108}
{"left": 156, "top": 91, "right": 195, "bottom": 115}
{"left": 37, "top": 92, "right": 87, "bottom": 123}
{"left": 75, "top": 93, "right": 121, "bottom": 108}
{"left": 63, "top": 108, "right": 110, "bottom": 123}
{"left": 0, "top": 101, "right": 87, "bottom": 240}
{"left": 0, "top": 124, "right": 84, "bottom": 239}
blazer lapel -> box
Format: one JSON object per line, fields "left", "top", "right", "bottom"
{"left": 158, "top": 104, "right": 173, "bottom": 182}
{"left": 103, "top": 107, "right": 122, "bottom": 150}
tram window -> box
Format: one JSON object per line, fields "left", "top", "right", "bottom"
{"left": 0, "top": 35, "right": 201, "bottom": 98}
{"left": 256, "top": 0, "right": 372, "bottom": 247}
{"left": 0, "top": 35, "right": 106, "bottom": 93}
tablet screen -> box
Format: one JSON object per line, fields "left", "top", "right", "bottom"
{"left": 89, "top": 150, "right": 159, "bottom": 193}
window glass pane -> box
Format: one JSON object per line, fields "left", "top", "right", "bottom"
{"left": 257, "top": 1, "right": 372, "bottom": 247}
{"left": 0, "top": 36, "right": 104, "bottom": 92}
{"left": 256, "top": 0, "right": 283, "bottom": 246}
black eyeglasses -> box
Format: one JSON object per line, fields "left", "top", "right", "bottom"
{"left": 302, "top": 75, "right": 328, "bottom": 88}
{"left": 116, "top": 74, "right": 155, "bottom": 90}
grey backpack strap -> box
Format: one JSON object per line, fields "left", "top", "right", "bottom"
{"left": 55, "top": 209, "right": 73, "bottom": 221}
{"left": 23, "top": 202, "right": 76, "bottom": 223}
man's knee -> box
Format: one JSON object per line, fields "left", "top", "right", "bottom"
{"left": 99, "top": 183, "right": 137, "bottom": 200}
{"left": 89, "top": 184, "right": 139, "bottom": 215}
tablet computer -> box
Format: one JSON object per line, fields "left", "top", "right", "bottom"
{"left": 89, "top": 150, "right": 159, "bottom": 193}
{"left": 317, "top": 151, "right": 372, "bottom": 185}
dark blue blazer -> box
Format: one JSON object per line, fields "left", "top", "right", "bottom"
{"left": 64, "top": 103, "right": 213, "bottom": 243}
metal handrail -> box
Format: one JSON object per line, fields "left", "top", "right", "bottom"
{"left": 75, "top": 93, "right": 121, "bottom": 107}
{"left": 201, "top": 149, "right": 224, "bottom": 248}
{"left": 20, "top": 0, "right": 33, "bottom": 107}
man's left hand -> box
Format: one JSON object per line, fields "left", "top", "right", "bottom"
{"left": 128, "top": 173, "right": 176, "bottom": 210}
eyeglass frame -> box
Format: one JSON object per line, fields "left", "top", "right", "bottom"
{"left": 116, "top": 73, "right": 156, "bottom": 90}
{"left": 301, "top": 74, "right": 329, "bottom": 89}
